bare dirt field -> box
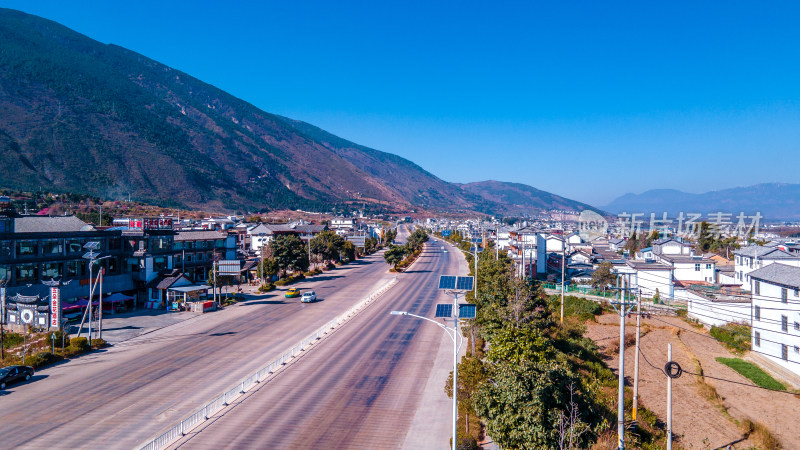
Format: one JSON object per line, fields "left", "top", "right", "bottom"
{"left": 585, "top": 313, "right": 799, "bottom": 449}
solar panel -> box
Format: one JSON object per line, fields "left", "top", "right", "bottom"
{"left": 438, "top": 276, "right": 456, "bottom": 290}
{"left": 435, "top": 303, "right": 453, "bottom": 318}
{"left": 458, "top": 304, "right": 477, "bottom": 319}
{"left": 456, "top": 276, "right": 474, "bottom": 291}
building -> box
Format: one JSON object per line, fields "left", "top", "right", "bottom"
{"left": 174, "top": 230, "right": 237, "bottom": 282}
{"left": 748, "top": 263, "right": 800, "bottom": 379}
{"left": 652, "top": 237, "right": 694, "bottom": 256}
{"left": 733, "top": 245, "right": 800, "bottom": 286}
{"left": 657, "top": 254, "right": 716, "bottom": 283}
{"left": 626, "top": 260, "right": 674, "bottom": 300}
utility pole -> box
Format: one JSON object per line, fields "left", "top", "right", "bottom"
{"left": 632, "top": 277, "right": 642, "bottom": 429}
{"left": 667, "top": 343, "right": 673, "bottom": 450}
{"left": 98, "top": 267, "right": 104, "bottom": 341}
{"left": 610, "top": 272, "right": 636, "bottom": 449}
{"left": 560, "top": 238, "right": 566, "bottom": 324}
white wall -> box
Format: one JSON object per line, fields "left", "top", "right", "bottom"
{"left": 686, "top": 292, "right": 751, "bottom": 327}
{"left": 751, "top": 278, "right": 800, "bottom": 377}
{"left": 673, "top": 262, "right": 716, "bottom": 283}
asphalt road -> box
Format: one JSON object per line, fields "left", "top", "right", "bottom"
{"left": 0, "top": 248, "right": 398, "bottom": 448}
{"left": 173, "top": 238, "right": 465, "bottom": 449}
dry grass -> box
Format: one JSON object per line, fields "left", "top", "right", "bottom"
{"left": 742, "top": 419, "right": 781, "bottom": 449}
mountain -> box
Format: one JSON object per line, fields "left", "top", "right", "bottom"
{"left": 603, "top": 183, "right": 800, "bottom": 220}
{"left": 460, "top": 180, "right": 599, "bottom": 215}
{"left": 0, "top": 8, "right": 590, "bottom": 215}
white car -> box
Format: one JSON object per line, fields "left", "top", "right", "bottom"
{"left": 301, "top": 291, "right": 317, "bottom": 303}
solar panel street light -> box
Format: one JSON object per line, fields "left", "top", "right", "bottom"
{"left": 458, "top": 304, "right": 477, "bottom": 319}
{"left": 435, "top": 304, "right": 453, "bottom": 318}
{"left": 83, "top": 241, "right": 100, "bottom": 250}
{"left": 438, "top": 275, "right": 456, "bottom": 290}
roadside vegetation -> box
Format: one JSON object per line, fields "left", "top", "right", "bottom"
{"left": 709, "top": 323, "right": 752, "bottom": 355}
{"left": 435, "top": 242, "right": 669, "bottom": 449}
{"left": 715, "top": 357, "right": 786, "bottom": 391}
{"left": 383, "top": 228, "right": 427, "bottom": 271}
{"left": 2, "top": 329, "right": 105, "bottom": 371}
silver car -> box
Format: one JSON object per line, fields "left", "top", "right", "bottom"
{"left": 301, "top": 291, "right": 317, "bottom": 303}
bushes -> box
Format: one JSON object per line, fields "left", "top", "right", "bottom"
{"left": 2, "top": 332, "right": 23, "bottom": 349}
{"left": 91, "top": 338, "right": 107, "bottom": 349}
{"left": 548, "top": 295, "right": 602, "bottom": 322}
{"left": 710, "top": 323, "right": 751, "bottom": 354}
{"left": 274, "top": 273, "right": 305, "bottom": 286}
{"left": 258, "top": 283, "right": 275, "bottom": 293}
{"left": 70, "top": 337, "right": 90, "bottom": 352}
{"left": 27, "top": 351, "right": 61, "bottom": 369}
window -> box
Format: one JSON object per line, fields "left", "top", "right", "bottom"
{"left": 755, "top": 281, "right": 760, "bottom": 295}
{"left": 16, "top": 240, "right": 37, "bottom": 256}
{"left": 0, "top": 240, "right": 11, "bottom": 258}
{"left": 42, "top": 262, "right": 62, "bottom": 279}
{"left": 41, "top": 239, "right": 63, "bottom": 255}
{"left": 782, "top": 315, "right": 788, "bottom": 333}
{"left": 754, "top": 331, "right": 761, "bottom": 347}
{"left": 66, "top": 239, "right": 83, "bottom": 254}
{"left": 782, "top": 288, "right": 788, "bottom": 303}
{"left": 782, "top": 344, "right": 788, "bottom": 361}
{"left": 754, "top": 305, "right": 761, "bottom": 321}
{"left": 795, "top": 288, "right": 799, "bottom": 297}
{"left": 15, "top": 263, "right": 38, "bottom": 282}
{"left": 736, "top": 256, "right": 740, "bottom": 265}
{"left": 695, "top": 263, "right": 701, "bottom": 271}
{"left": 108, "top": 238, "right": 122, "bottom": 251}
{"left": 153, "top": 257, "right": 167, "bottom": 272}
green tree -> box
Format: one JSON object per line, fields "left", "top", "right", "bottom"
{"left": 258, "top": 257, "right": 279, "bottom": 283}
{"left": 270, "top": 234, "right": 309, "bottom": 276}
{"left": 445, "top": 353, "right": 488, "bottom": 435}
{"left": 590, "top": 261, "right": 616, "bottom": 290}
{"left": 383, "top": 244, "right": 407, "bottom": 270}
{"left": 310, "top": 230, "right": 346, "bottom": 265}
{"left": 474, "top": 360, "right": 595, "bottom": 450}
{"left": 340, "top": 241, "right": 356, "bottom": 262}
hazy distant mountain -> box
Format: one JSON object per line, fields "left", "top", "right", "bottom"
{"left": 0, "top": 8, "right": 593, "bottom": 215}
{"left": 604, "top": 183, "right": 800, "bottom": 220}
{"left": 460, "top": 180, "right": 600, "bottom": 215}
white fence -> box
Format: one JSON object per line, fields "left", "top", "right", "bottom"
{"left": 138, "top": 277, "right": 399, "bottom": 450}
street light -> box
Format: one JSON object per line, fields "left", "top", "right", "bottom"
{"left": 390, "top": 275, "right": 476, "bottom": 450}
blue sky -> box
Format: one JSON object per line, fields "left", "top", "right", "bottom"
{"left": 3, "top": 1, "right": 800, "bottom": 206}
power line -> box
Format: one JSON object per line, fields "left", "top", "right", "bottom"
{"left": 638, "top": 346, "right": 796, "bottom": 395}
{"left": 649, "top": 316, "right": 800, "bottom": 366}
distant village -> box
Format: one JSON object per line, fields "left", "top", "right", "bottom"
{"left": 424, "top": 213, "right": 800, "bottom": 384}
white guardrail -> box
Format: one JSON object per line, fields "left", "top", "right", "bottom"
{"left": 139, "top": 276, "right": 399, "bottom": 450}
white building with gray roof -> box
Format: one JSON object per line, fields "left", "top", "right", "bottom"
{"left": 748, "top": 263, "right": 800, "bottom": 380}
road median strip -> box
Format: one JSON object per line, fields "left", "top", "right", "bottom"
{"left": 138, "top": 276, "right": 399, "bottom": 450}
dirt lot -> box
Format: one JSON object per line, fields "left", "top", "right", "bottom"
{"left": 585, "top": 313, "right": 799, "bottom": 449}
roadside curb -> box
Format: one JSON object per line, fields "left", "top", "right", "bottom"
{"left": 139, "top": 276, "right": 400, "bottom": 450}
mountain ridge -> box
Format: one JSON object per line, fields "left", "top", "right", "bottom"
{"left": 0, "top": 8, "right": 592, "bottom": 216}
{"left": 603, "top": 183, "right": 800, "bottom": 219}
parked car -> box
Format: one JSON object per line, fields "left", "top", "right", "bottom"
{"left": 285, "top": 288, "right": 301, "bottom": 298}
{"left": 0, "top": 365, "right": 34, "bottom": 389}
{"left": 301, "top": 291, "right": 317, "bottom": 303}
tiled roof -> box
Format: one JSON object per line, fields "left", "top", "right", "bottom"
{"left": 14, "top": 216, "right": 93, "bottom": 233}
{"left": 733, "top": 245, "right": 799, "bottom": 260}
{"left": 175, "top": 230, "right": 227, "bottom": 241}
{"left": 748, "top": 263, "right": 800, "bottom": 289}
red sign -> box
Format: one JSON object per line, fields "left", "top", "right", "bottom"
{"left": 50, "top": 287, "right": 61, "bottom": 328}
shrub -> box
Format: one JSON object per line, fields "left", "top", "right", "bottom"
{"left": 27, "top": 351, "right": 61, "bottom": 369}
{"left": 91, "top": 339, "right": 106, "bottom": 349}
{"left": 2, "top": 332, "right": 24, "bottom": 349}
{"left": 70, "top": 337, "right": 90, "bottom": 352}
{"left": 455, "top": 435, "right": 480, "bottom": 450}
{"left": 710, "top": 323, "right": 751, "bottom": 354}
{"left": 258, "top": 283, "right": 275, "bottom": 292}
